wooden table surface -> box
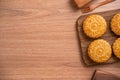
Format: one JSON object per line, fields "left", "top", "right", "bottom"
{"left": 0, "top": 0, "right": 120, "bottom": 80}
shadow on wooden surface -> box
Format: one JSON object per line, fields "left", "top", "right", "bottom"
{"left": 69, "top": 0, "right": 79, "bottom": 11}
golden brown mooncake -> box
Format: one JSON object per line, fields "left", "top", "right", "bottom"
{"left": 88, "top": 39, "right": 112, "bottom": 63}
{"left": 111, "top": 13, "right": 120, "bottom": 35}
{"left": 113, "top": 38, "right": 120, "bottom": 59}
{"left": 83, "top": 14, "right": 107, "bottom": 38}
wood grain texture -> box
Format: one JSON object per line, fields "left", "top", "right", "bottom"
{"left": 77, "top": 9, "right": 120, "bottom": 66}
{"left": 0, "top": 0, "right": 120, "bottom": 80}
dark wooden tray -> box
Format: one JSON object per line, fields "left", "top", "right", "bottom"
{"left": 77, "top": 9, "right": 120, "bottom": 66}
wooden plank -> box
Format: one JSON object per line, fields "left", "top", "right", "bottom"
{"left": 0, "top": 0, "right": 120, "bottom": 80}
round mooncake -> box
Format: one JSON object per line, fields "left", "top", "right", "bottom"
{"left": 111, "top": 13, "right": 120, "bottom": 35}
{"left": 88, "top": 39, "right": 112, "bottom": 63}
{"left": 83, "top": 14, "right": 107, "bottom": 38}
{"left": 113, "top": 38, "right": 120, "bottom": 58}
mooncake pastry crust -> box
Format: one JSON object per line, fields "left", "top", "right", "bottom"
{"left": 83, "top": 14, "right": 107, "bottom": 38}
{"left": 113, "top": 38, "right": 120, "bottom": 59}
{"left": 111, "top": 13, "right": 120, "bottom": 35}
{"left": 88, "top": 39, "right": 112, "bottom": 63}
